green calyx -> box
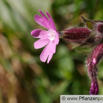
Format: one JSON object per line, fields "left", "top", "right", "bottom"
{"left": 81, "top": 16, "right": 93, "bottom": 30}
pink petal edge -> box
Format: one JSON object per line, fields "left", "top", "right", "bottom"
{"left": 47, "top": 53, "right": 53, "bottom": 63}
{"left": 46, "top": 11, "right": 51, "bottom": 19}
{"left": 34, "top": 38, "right": 50, "bottom": 49}
{"left": 49, "top": 18, "right": 56, "bottom": 30}
{"left": 39, "top": 10, "right": 48, "bottom": 21}
{"left": 40, "top": 42, "right": 56, "bottom": 63}
{"left": 34, "top": 15, "right": 49, "bottom": 29}
{"left": 40, "top": 46, "right": 49, "bottom": 62}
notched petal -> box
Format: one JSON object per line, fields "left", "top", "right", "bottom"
{"left": 39, "top": 9, "right": 48, "bottom": 21}
{"left": 46, "top": 11, "right": 51, "bottom": 18}
{"left": 40, "top": 42, "right": 56, "bottom": 63}
{"left": 34, "top": 15, "right": 49, "bottom": 29}
{"left": 47, "top": 53, "right": 53, "bottom": 63}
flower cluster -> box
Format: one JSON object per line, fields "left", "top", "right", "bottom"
{"left": 31, "top": 10, "right": 103, "bottom": 95}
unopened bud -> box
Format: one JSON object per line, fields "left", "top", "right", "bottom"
{"left": 97, "top": 23, "right": 103, "bottom": 33}
{"left": 63, "top": 27, "right": 91, "bottom": 42}
{"left": 89, "top": 80, "right": 98, "bottom": 95}
{"left": 92, "top": 44, "right": 103, "bottom": 65}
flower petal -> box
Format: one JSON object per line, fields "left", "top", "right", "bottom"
{"left": 49, "top": 18, "right": 56, "bottom": 30}
{"left": 40, "top": 42, "right": 56, "bottom": 63}
{"left": 31, "top": 29, "right": 42, "bottom": 38}
{"left": 48, "top": 42, "right": 56, "bottom": 53}
{"left": 34, "top": 38, "right": 50, "bottom": 49}
{"left": 46, "top": 11, "right": 51, "bottom": 19}
{"left": 31, "top": 29, "right": 48, "bottom": 38}
{"left": 40, "top": 45, "right": 49, "bottom": 62}
{"left": 39, "top": 10, "right": 48, "bottom": 21}
{"left": 34, "top": 15, "right": 49, "bottom": 29}
{"left": 55, "top": 34, "right": 59, "bottom": 44}
{"left": 47, "top": 53, "right": 53, "bottom": 63}
{"left": 46, "top": 11, "right": 56, "bottom": 30}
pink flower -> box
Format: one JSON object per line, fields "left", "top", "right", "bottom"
{"left": 31, "top": 10, "right": 59, "bottom": 63}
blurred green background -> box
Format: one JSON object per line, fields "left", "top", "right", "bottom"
{"left": 0, "top": 0, "right": 103, "bottom": 103}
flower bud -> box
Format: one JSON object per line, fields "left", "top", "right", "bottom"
{"left": 87, "top": 43, "right": 103, "bottom": 95}
{"left": 97, "top": 23, "right": 103, "bottom": 33}
{"left": 92, "top": 44, "right": 103, "bottom": 65}
{"left": 63, "top": 27, "right": 91, "bottom": 42}
{"left": 89, "top": 80, "right": 98, "bottom": 95}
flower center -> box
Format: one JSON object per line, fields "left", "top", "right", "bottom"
{"left": 48, "top": 29, "right": 57, "bottom": 41}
